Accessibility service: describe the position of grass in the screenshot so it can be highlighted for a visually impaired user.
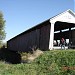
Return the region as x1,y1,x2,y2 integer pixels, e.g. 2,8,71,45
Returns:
0,49,75,75
0,61,37,75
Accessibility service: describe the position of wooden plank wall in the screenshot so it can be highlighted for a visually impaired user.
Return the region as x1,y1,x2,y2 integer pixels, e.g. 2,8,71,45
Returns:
7,24,51,52
39,24,50,50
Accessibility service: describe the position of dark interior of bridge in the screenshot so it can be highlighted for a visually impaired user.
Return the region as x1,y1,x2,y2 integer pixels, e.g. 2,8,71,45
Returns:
54,21,75,47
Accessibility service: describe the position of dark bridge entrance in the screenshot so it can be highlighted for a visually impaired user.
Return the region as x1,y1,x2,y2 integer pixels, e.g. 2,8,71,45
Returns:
54,21,75,49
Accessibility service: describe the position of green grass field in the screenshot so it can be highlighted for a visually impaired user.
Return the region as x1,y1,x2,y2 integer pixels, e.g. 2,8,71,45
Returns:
0,49,75,75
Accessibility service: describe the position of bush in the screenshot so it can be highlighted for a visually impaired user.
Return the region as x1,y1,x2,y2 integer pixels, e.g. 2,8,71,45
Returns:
0,47,21,64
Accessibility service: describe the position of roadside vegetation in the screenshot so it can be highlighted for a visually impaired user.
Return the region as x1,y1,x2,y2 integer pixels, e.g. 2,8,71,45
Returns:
0,11,6,48
0,49,75,75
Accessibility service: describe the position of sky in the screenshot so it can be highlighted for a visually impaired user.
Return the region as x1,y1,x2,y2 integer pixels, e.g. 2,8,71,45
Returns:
0,0,74,42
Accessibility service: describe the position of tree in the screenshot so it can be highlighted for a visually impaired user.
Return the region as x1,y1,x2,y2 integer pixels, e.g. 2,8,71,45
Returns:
0,11,6,46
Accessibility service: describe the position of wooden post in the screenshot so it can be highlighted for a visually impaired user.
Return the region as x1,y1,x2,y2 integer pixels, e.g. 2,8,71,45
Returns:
49,22,55,50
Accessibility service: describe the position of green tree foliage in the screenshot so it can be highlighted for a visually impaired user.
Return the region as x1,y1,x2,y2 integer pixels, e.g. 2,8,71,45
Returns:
0,11,6,45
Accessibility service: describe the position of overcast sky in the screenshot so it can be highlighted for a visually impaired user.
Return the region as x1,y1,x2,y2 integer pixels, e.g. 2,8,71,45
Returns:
0,0,74,41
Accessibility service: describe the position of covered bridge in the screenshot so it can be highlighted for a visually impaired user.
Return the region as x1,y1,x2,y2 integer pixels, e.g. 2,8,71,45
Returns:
7,9,75,52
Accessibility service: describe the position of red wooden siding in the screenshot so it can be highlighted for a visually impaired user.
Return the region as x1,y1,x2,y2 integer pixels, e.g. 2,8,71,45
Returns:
7,22,51,52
